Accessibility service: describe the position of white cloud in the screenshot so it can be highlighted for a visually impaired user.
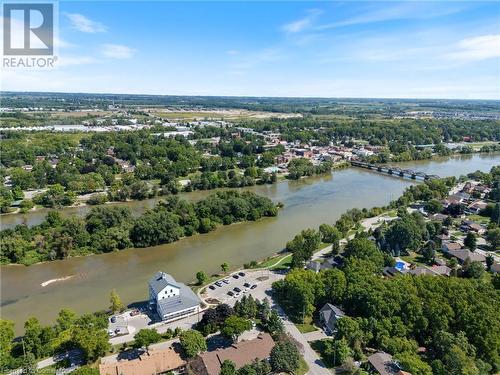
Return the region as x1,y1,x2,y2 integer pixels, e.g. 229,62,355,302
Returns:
282,9,322,33
317,3,464,30
443,34,500,61
101,44,136,59
65,13,107,33
226,49,239,55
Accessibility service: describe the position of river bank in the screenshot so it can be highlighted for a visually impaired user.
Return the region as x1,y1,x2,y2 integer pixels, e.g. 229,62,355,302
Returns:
1,153,499,333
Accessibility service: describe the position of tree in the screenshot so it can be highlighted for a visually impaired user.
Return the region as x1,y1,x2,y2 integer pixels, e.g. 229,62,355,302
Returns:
21,352,37,375
287,229,321,268
134,329,161,351
179,330,207,358
71,314,110,362
196,271,207,285
23,317,42,358
320,269,346,304
395,352,432,375
421,241,436,265
324,338,352,366
0,320,14,368
109,289,124,313
464,232,477,251
270,340,300,374
221,316,252,342
425,199,443,214
221,262,229,274
319,224,342,250
344,238,384,270
263,310,284,335
57,308,77,332
220,360,237,375
462,261,485,279
486,254,494,271
486,228,500,250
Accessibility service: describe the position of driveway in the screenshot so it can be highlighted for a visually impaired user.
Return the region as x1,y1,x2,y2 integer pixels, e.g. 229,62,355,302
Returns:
267,297,331,375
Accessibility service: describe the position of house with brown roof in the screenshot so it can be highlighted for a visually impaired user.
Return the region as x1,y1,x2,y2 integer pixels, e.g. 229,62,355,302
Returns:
99,346,185,375
447,249,486,264
367,352,408,375
441,241,462,253
193,333,275,375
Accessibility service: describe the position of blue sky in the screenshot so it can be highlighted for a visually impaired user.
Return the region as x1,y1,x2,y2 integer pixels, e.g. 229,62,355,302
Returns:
2,1,500,99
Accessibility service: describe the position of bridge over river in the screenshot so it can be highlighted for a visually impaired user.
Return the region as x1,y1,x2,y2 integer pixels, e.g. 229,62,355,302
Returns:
350,160,441,180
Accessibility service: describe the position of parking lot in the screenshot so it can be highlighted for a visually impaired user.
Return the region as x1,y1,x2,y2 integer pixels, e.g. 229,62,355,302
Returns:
202,269,284,306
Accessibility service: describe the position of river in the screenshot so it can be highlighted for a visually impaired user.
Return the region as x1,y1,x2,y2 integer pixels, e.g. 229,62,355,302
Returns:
1,153,498,333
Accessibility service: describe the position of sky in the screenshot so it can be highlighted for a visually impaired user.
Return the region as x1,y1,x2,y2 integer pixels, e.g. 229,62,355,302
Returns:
1,1,500,99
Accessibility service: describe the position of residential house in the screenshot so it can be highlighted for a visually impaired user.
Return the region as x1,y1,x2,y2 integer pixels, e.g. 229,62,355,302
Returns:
367,352,406,375
148,272,201,322
192,333,275,375
460,221,486,235
447,249,486,264
466,201,488,215
319,303,345,334
441,242,462,253
306,257,338,273
99,346,185,375
408,265,451,277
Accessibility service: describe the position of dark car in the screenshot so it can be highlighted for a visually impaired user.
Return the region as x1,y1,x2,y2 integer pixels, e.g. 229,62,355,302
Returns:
233,287,242,293
250,284,257,289
232,274,239,279
209,285,216,290
227,291,235,296
243,283,251,288
110,316,117,323
215,281,223,287
222,279,230,284
238,272,245,277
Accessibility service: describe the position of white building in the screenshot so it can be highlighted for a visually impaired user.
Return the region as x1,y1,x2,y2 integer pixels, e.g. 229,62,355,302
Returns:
148,272,201,321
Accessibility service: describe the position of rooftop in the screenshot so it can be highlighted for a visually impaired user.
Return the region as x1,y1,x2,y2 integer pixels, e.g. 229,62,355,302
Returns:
149,271,180,295
198,333,275,375
99,346,185,375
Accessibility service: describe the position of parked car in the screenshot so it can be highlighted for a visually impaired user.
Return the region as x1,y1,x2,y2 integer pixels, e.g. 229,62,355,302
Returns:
250,284,257,289
243,283,251,288
130,309,140,316
232,274,239,279
110,316,117,323
223,279,230,284
227,291,235,296
215,281,223,287
233,287,242,293
209,285,216,290
238,272,245,277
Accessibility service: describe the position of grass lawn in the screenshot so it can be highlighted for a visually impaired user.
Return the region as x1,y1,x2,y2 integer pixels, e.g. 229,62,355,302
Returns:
255,253,292,270
295,323,319,334
295,358,309,375
467,214,491,225
399,252,428,266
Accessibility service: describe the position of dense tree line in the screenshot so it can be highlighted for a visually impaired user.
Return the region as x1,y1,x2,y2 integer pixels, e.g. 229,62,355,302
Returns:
273,251,499,373
242,117,499,145
0,309,110,372
0,191,278,264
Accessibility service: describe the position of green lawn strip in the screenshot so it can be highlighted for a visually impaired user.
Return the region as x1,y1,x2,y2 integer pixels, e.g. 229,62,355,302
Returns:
295,358,309,375
295,323,319,334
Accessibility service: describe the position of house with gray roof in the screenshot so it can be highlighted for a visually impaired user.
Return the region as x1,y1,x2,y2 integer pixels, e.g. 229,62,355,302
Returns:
319,303,345,334
149,272,201,322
